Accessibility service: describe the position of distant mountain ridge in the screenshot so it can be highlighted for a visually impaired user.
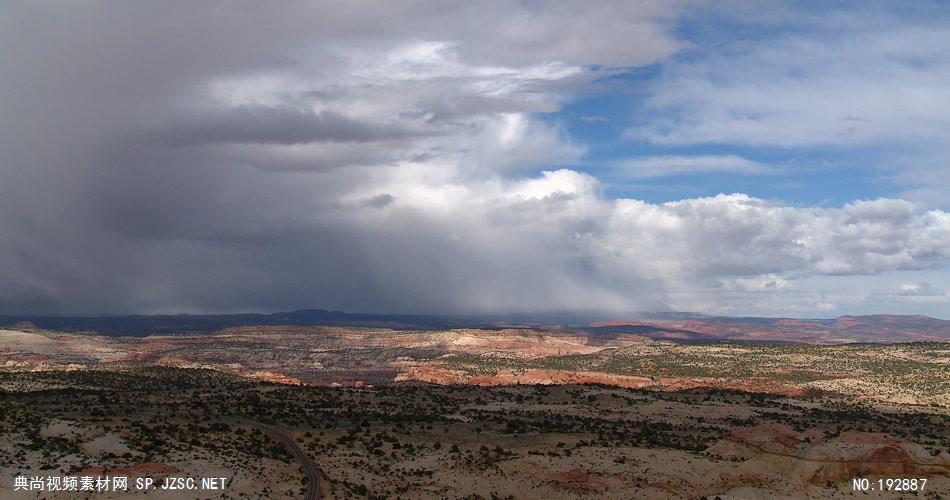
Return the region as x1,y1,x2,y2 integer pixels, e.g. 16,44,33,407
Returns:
589,314,950,344
0,309,471,336
0,309,947,343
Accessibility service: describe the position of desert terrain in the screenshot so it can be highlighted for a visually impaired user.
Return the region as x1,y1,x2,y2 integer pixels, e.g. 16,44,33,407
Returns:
2,319,947,406
1,367,948,499
0,314,948,498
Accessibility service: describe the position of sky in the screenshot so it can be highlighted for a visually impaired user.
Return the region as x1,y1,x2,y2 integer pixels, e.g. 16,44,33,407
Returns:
1,1,950,319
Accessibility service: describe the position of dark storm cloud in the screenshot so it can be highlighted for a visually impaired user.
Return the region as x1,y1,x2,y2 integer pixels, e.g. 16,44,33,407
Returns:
0,1,685,314
162,106,424,146
361,194,396,209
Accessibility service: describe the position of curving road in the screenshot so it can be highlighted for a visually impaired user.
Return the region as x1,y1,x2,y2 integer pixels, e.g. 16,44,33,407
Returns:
241,420,321,500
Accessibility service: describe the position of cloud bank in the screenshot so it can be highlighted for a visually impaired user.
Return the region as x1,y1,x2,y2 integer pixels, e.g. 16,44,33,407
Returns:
1,1,949,317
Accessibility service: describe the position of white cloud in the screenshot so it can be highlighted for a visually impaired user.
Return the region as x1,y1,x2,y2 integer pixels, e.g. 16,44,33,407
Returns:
722,274,793,292
865,280,949,307
338,170,950,314
599,195,950,279
816,302,837,312
194,37,589,177
898,282,944,296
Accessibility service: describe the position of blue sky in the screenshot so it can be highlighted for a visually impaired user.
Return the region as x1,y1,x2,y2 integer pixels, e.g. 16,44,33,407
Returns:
1,1,949,318
559,94,900,206
544,2,950,208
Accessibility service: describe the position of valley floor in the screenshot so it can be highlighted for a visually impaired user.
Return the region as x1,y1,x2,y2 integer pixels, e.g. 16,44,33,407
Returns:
1,367,948,499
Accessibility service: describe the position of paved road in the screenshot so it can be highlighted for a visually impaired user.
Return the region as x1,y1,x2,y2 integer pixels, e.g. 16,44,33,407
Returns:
241,420,321,500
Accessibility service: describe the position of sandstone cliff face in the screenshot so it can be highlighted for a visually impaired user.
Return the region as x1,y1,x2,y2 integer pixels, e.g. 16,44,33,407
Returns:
807,432,950,483
720,423,950,486
214,326,647,357
243,370,302,385
395,366,656,388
